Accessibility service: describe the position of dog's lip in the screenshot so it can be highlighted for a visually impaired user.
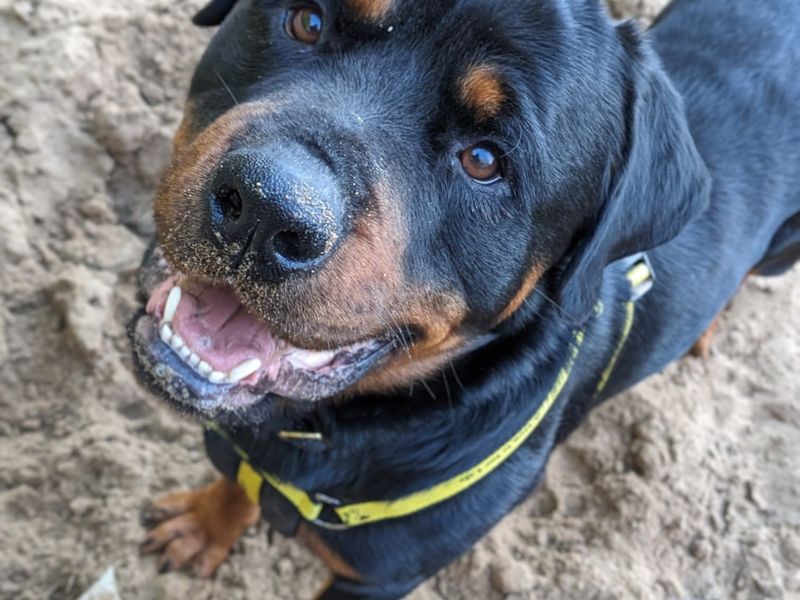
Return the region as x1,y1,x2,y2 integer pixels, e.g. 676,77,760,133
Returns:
146,275,381,386
132,310,395,415
131,243,398,414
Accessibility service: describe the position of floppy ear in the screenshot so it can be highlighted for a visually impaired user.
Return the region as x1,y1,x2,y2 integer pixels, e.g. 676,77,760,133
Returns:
557,24,711,323
193,0,239,26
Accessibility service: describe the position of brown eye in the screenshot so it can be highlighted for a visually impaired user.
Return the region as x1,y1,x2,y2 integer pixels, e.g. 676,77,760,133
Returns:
286,6,323,44
460,143,502,183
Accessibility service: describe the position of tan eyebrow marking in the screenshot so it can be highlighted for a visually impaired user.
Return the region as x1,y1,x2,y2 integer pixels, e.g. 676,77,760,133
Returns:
346,0,393,21
459,65,506,122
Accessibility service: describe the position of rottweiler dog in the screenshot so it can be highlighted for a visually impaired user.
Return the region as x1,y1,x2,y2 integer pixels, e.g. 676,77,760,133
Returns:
131,0,800,597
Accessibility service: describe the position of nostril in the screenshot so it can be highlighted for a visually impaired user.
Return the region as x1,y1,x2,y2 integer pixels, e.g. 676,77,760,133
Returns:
209,147,343,277
213,186,244,222
273,228,332,265
273,230,307,263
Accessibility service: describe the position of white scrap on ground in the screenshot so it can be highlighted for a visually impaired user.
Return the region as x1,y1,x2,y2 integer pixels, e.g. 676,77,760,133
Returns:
77,568,121,600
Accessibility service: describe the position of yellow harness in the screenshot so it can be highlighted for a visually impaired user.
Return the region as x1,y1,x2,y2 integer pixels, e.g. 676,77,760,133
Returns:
206,255,653,530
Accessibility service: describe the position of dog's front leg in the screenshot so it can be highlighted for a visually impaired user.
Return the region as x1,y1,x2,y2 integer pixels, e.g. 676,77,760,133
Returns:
140,477,261,576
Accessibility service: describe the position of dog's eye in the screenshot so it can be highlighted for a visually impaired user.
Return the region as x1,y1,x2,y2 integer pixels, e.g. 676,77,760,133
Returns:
460,143,502,183
286,6,323,44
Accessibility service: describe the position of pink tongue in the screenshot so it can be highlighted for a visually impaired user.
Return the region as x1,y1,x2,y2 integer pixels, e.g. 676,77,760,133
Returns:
172,283,279,373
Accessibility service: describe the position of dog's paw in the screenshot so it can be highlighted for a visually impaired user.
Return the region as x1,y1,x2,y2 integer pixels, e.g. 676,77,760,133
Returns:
140,477,261,578
689,315,720,361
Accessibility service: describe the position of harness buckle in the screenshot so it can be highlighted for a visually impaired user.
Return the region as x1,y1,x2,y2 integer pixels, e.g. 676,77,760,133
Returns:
622,252,655,302
309,492,350,530
311,517,351,531
314,492,342,506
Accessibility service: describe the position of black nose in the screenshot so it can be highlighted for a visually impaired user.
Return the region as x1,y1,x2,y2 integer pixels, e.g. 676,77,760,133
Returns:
209,146,344,280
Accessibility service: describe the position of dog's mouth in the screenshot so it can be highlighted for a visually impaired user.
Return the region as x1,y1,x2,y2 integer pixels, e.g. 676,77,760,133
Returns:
131,245,396,416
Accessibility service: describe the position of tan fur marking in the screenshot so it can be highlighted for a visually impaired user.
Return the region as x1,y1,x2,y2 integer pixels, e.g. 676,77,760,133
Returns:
156,100,470,396
348,287,468,396
690,315,719,360
298,524,362,581
171,102,198,154
689,270,753,360
495,264,545,324
460,65,505,122
347,0,392,21
140,477,261,578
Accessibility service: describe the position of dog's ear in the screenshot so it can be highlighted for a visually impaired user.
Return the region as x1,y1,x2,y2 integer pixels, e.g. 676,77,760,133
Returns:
193,0,239,26
557,24,711,323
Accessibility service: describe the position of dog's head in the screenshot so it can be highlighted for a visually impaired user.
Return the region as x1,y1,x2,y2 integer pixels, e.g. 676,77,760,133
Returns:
132,0,709,418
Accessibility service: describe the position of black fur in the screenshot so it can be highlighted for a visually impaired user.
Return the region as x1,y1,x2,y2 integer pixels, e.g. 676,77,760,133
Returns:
557,22,711,323
192,0,239,26
154,0,800,597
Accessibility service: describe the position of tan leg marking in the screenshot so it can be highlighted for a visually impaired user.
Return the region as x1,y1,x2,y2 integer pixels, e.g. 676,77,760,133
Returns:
140,477,261,577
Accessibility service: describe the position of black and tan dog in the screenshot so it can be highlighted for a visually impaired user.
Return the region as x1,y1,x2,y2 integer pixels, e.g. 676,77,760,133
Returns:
131,0,800,597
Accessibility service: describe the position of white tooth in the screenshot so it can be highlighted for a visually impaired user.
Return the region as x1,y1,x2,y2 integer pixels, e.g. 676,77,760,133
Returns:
162,286,182,324
286,351,306,368
160,323,173,344
179,346,192,360
188,353,201,368
288,350,335,370
170,333,185,350
227,359,262,384
209,371,226,384
198,362,212,376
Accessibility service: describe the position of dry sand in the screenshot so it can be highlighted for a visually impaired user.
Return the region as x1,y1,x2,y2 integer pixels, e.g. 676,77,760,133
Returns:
1,1,798,598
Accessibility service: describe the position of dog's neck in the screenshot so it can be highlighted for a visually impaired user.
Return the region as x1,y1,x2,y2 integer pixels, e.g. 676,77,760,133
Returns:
218,317,579,500
212,261,641,503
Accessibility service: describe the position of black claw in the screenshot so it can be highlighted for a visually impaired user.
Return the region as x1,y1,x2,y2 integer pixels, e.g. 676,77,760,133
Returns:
140,504,171,528
159,560,173,574
139,504,156,527
139,537,154,556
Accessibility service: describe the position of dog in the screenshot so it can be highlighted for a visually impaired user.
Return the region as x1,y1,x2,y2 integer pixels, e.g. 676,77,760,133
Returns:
131,0,800,597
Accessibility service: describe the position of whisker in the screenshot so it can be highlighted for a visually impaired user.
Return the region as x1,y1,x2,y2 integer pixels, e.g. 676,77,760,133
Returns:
500,129,525,159
441,369,453,411
376,297,412,357
448,360,466,393
532,287,578,322
214,68,240,106
386,312,412,357
420,378,437,400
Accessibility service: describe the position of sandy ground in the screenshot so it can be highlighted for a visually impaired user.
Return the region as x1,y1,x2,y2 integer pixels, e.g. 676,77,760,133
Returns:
1,1,798,599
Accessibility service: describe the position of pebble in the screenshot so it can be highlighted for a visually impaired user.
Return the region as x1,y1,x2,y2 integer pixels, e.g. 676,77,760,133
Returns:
689,536,712,561
780,531,800,567
490,562,536,594
69,496,94,516
276,557,295,578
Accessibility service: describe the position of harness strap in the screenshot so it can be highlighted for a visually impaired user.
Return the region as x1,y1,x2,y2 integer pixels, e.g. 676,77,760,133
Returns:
594,253,654,394
331,330,584,527
209,329,584,530
595,302,635,395
207,253,654,530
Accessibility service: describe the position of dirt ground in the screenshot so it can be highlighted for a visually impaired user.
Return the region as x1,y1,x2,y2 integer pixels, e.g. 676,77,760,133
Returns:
1,1,798,599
